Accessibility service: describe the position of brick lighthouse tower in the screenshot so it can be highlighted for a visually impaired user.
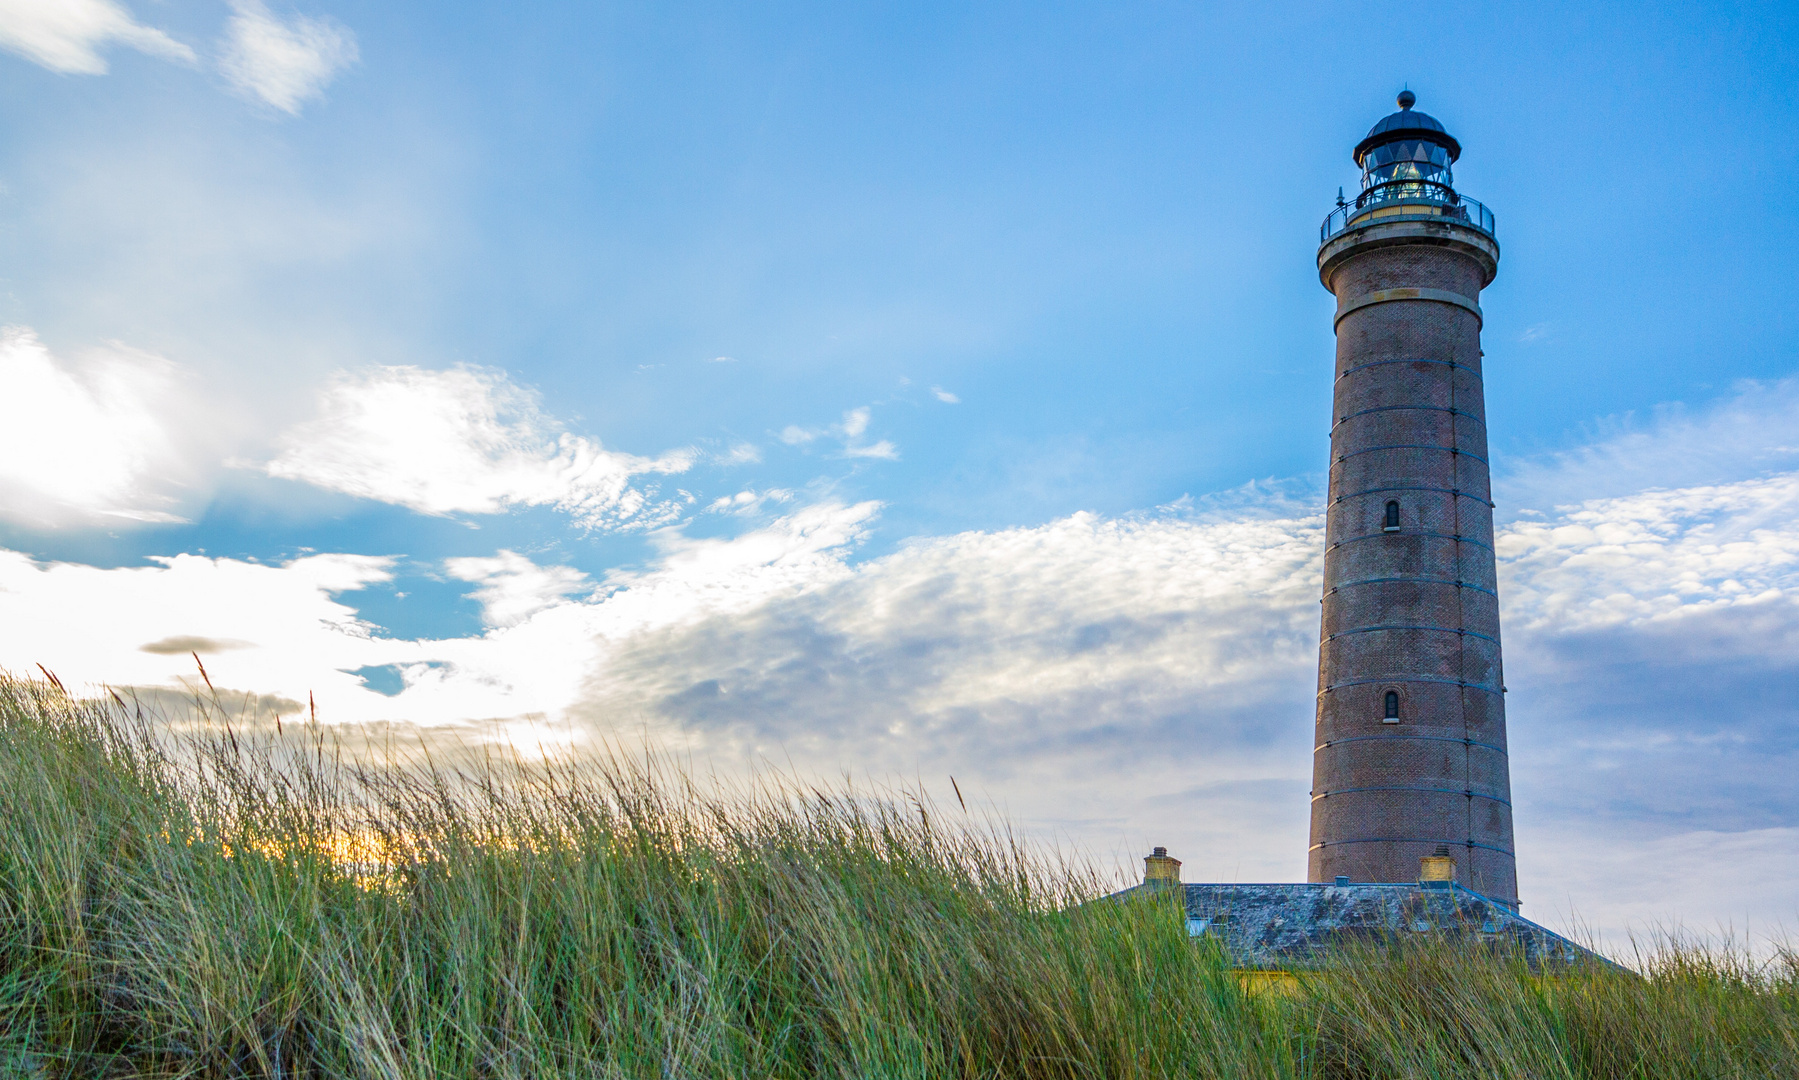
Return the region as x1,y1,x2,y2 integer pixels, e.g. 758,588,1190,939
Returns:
1308,92,1517,906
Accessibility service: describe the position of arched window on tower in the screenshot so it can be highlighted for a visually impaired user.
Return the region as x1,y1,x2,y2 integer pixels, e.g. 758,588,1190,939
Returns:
1384,690,1400,723
1383,500,1401,531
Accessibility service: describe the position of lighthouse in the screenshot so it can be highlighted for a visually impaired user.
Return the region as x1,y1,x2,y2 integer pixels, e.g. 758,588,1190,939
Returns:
1308,92,1518,906
1111,94,1600,965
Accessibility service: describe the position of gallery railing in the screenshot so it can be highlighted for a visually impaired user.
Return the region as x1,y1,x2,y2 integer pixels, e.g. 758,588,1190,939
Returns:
1321,188,1495,244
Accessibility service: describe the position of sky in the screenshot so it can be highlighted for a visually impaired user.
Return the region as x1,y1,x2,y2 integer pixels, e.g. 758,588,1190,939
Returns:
0,0,1796,953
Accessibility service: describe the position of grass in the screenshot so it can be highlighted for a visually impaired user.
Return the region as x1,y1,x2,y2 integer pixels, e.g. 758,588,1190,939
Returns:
0,673,1794,1078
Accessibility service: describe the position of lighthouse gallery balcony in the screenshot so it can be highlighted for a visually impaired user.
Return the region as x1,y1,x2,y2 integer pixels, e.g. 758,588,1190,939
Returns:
1321,187,1497,244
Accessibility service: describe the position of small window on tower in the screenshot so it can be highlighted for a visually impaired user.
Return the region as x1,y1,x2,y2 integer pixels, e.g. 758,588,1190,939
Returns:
1383,501,1401,532
1383,690,1401,723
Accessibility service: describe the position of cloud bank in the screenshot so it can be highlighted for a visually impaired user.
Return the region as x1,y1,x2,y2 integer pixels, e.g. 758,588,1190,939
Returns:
6,373,1799,948
1501,473,1799,634
3,465,1797,945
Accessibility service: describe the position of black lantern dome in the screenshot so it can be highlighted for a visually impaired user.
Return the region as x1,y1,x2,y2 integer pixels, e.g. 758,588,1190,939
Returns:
1353,91,1460,196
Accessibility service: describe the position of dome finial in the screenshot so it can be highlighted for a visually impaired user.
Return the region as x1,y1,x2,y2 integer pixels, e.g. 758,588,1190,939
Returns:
1397,89,1416,110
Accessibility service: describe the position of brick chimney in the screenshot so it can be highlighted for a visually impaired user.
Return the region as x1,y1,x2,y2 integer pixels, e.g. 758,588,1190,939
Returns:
1419,844,1457,887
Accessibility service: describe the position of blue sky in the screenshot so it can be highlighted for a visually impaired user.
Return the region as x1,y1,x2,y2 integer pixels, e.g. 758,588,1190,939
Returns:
1,0,1797,949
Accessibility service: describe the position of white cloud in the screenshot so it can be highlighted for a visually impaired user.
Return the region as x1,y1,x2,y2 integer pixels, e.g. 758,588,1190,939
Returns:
844,440,899,460
717,443,762,465
0,0,192,74
591,501,883,641
265,364,694,530
0,547,394,716
706,489,794,516
0,327,203,527
837,407,898,459
444,551,591,629
840,406,870,439
779,406,899,460
219,0,356,115
932,386,960,404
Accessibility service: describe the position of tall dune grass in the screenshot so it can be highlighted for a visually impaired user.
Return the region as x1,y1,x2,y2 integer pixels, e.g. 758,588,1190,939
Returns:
0,674,1793,1078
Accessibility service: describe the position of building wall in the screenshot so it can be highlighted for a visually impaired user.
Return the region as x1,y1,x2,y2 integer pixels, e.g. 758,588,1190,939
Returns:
1308,230,1518,906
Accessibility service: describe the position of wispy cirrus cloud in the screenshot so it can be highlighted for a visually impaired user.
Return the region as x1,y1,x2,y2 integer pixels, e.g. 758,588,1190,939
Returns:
218,0,356,115
265,365,696,531
0,0,193,75
0,0,355,114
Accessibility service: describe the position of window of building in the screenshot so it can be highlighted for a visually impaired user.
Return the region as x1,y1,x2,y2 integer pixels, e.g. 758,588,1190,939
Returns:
1384,690,1400,722
1383,500,1401,531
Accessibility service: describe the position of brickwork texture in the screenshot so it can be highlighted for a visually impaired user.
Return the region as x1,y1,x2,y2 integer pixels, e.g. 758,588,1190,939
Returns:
1309,225,1518,906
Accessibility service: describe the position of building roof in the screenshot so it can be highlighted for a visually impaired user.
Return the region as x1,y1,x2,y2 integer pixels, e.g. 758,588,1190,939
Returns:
1109,881,1613,971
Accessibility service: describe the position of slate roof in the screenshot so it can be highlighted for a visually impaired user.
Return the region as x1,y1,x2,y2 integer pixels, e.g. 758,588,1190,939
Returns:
1110,881,1611,971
